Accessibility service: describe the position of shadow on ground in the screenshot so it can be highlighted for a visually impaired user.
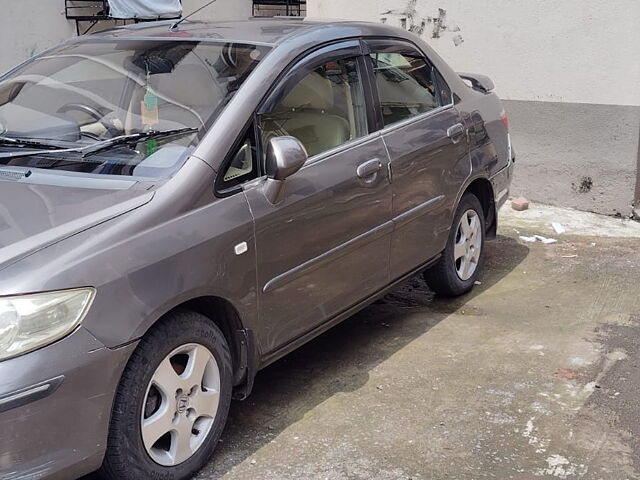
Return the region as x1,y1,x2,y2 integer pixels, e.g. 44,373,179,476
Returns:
193,235,529,479
82,236,527,479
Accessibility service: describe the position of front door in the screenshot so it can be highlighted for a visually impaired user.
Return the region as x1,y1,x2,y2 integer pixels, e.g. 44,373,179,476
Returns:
243,42,392,355
365,40,471,279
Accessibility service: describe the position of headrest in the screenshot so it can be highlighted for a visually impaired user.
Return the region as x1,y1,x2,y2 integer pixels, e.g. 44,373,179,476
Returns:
281,72,333,111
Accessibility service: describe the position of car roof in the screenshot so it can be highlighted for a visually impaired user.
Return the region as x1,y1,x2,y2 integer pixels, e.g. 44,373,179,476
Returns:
86,17,412,47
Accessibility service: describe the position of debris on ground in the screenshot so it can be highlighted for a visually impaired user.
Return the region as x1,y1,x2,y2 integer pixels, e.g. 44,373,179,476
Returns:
511,197,530,211
551,222,566,234
519,235,557,244
535,235,557,244
519,235,537,243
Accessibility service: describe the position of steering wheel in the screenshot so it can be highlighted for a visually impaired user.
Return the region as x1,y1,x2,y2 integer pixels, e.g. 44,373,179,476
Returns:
57,103,121,137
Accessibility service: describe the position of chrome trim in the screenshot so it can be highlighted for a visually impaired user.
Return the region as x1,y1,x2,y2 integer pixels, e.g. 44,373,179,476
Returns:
263,220,394,293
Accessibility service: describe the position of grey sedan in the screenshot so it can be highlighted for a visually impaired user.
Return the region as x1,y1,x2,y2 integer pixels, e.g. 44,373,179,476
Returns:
0,18,513,480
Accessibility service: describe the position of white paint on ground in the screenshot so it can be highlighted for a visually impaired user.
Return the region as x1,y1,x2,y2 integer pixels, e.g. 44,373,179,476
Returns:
535,454,588,478
500,202,640,238
522,417,549,454
569,357,592,367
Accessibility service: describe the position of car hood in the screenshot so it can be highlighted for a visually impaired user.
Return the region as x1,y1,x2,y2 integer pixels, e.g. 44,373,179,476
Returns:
0,181,153,271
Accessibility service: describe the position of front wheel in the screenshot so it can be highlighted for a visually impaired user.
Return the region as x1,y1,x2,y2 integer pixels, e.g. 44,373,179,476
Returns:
424,192,486,296
100,311,233,480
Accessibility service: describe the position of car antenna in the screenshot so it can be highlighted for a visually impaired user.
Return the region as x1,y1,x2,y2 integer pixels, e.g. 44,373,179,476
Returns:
170,0,218,31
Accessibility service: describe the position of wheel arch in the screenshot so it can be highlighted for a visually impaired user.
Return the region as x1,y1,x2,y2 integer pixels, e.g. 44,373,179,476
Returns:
456,176,497,240
143,294,258,400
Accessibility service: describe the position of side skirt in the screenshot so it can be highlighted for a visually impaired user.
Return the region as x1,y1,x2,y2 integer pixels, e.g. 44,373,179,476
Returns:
257,253,442,371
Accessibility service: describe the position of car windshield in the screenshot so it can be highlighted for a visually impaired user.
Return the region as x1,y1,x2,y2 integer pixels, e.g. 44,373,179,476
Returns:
0,40,270,178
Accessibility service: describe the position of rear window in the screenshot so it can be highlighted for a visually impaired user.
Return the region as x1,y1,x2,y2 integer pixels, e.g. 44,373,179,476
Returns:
368,46,449,127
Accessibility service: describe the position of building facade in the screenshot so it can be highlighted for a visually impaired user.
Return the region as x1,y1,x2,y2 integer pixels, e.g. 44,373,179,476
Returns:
0,0,253,74
1,0,638,215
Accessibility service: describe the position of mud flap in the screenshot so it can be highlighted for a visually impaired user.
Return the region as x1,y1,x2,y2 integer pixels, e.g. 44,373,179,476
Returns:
232,329,258,400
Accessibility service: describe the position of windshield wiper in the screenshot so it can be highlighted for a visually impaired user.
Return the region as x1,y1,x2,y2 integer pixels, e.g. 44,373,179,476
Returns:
81,127,198,158
0,136,66,150
0,128,198,160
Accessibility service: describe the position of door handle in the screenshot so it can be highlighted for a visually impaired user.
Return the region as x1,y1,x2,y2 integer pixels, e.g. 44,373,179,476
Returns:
356,159,383,179
447,123,466,143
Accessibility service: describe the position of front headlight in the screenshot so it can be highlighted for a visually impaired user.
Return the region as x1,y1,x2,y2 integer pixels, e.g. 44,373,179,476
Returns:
0,288,95,361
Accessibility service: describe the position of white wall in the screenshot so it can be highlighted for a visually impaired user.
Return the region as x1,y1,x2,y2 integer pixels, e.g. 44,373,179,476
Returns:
308,0,640,106
0,0,252,75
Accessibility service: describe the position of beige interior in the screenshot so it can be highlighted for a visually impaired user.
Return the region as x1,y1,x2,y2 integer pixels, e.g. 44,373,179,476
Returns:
261,68,354,158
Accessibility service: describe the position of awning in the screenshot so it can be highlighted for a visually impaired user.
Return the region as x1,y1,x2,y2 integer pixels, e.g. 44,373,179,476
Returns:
108,0,182,19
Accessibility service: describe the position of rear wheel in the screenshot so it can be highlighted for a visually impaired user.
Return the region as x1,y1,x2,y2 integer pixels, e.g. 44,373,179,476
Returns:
424,192,485,296
100,311,232,480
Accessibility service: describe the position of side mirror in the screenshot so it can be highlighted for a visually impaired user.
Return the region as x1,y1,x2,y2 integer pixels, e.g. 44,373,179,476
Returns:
262,136,307,204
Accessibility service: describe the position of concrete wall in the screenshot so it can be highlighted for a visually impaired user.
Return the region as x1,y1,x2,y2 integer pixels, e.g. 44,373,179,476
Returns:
309,0,640,216
1,0,638,215
0,0,252,75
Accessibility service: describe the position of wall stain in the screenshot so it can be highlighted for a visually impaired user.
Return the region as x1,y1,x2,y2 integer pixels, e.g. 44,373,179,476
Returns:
380,1,463,44
572,176,594,194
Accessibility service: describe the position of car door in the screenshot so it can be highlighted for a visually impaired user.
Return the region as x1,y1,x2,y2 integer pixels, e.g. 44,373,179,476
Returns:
364,39,471,280
241,41,392,356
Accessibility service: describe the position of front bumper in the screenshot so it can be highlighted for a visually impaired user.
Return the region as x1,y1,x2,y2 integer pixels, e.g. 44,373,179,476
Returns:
0,327,136,480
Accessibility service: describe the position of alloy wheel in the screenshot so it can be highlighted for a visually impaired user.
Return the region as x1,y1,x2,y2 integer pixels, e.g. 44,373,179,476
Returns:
454,209,482,281
141,343,220,466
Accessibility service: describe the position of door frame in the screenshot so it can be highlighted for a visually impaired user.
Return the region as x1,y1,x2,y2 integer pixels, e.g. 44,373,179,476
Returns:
256,39,380,164
359,37,456,133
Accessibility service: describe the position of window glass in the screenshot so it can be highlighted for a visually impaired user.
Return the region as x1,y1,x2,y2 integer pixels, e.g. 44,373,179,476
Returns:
434,69,452,106
0,41,270,179
220,126,257,190
260,57,367,158
369,51,438,126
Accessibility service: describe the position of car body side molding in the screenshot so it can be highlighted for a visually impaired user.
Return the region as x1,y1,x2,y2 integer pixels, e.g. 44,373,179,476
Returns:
262,220,394,294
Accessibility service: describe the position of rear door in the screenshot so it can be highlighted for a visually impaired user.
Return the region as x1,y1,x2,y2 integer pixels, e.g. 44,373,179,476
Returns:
364,39,470,279
241,41,393,356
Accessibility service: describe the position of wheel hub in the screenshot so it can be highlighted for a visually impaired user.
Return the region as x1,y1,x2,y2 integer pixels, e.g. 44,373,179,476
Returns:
176,392,189,414
454,209,482,281
141,343,221,466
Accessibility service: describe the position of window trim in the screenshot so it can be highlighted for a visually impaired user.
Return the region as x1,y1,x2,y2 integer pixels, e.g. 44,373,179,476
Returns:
215,39,370,197
256,40,363,116
214,116,261,197
362,38,454,130
214,36,458,196
255,40,378,161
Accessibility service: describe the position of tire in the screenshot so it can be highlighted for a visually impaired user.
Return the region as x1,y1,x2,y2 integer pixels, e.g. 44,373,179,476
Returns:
424,192,486,296
100,310,233,480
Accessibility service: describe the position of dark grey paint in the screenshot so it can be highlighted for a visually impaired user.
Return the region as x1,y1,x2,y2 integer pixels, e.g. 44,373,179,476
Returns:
0,18,512,479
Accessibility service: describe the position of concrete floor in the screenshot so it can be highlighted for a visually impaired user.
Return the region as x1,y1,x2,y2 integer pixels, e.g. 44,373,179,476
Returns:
194,204,640,480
